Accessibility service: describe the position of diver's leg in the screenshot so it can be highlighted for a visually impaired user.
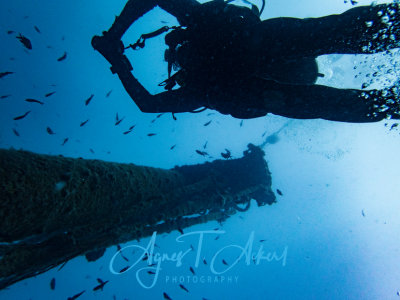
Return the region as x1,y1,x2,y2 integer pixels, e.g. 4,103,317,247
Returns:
255,79,400,122
257,3,400,58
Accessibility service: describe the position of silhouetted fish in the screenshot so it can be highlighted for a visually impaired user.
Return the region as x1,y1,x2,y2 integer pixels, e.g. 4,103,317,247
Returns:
203,120,212,126
34,26,41,33
203,258,207,265
222,259,228,266
57,260,68,271
93,278,108,291
221,149,231,159
123,130,132,135
195,150,208,157
46,127,55,135
13,111,31,120
178,228,184,235
80,119,89,127
50,278,55,290
147,133,156,137
89,148,95,154
25,98,43,105
362,210,365,217
57,52,67,61
106,90,112,97
17,33,32,49
0,71,14,79
129,124,136,130
189,267,195,275
12,128,20,136
67,290,85,300
179,284,189,292
115,118,124,126
163,292,172,300
203,141,208,149
61,138,69,146
240,120,244,127
147,271,156,275
7,30,15,35
170,144,176,150
1,95,11,99
45,91,56,97
85,94,94,106
276,189,283,196
390,123,398,130
119,266,129,273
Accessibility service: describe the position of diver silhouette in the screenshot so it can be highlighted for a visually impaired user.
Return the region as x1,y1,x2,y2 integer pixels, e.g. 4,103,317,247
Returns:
91,0,400,122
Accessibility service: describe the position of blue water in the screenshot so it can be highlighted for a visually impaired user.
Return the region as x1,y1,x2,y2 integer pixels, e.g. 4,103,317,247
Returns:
1,0,400,299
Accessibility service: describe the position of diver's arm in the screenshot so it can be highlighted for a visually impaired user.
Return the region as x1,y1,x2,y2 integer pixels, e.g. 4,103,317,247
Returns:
107,0,201,40
116,67,205,113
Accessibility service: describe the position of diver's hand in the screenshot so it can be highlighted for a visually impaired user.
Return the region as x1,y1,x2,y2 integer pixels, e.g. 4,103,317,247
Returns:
91,32,132,74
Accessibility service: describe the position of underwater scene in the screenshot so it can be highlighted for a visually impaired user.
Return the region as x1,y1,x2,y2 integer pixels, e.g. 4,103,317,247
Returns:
1,0,400,299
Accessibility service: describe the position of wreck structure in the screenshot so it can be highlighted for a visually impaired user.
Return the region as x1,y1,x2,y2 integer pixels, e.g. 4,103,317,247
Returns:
0,144,275,289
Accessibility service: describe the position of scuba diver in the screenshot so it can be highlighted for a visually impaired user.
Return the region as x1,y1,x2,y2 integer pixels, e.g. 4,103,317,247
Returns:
92,0,400,122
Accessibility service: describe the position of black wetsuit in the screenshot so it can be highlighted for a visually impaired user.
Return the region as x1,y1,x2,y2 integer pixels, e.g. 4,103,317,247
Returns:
92,0,400,122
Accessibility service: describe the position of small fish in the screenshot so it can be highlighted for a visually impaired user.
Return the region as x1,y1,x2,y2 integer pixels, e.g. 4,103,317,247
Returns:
115,117,124,126
12,128,20,136
259,239,266,242
170,144,176,150
203,258,207,265
46,126,55,135
67,290,85,300
203,141,208,149
207,113,215,116
222,259,228,266
156,113,164,118
116,113,119,122
189,267,195,275
362,210,365,217
221,149,231,159
85,94,94,106
1,95,11,99
106,90,112,97
57,52,67,62
7,30,15,35
195,150,208,157
276,189,283,196
50,278,55,290
203,120,212,126
45,91,56,97
215,236,220,240
129,124,136,130
34,26,41,33
147,133,156,137
116,244,129,262
89,148,95,154
178,228,184,235
80,119,89,127
262,131,267,137
13,110,31,120
147,271,156,275
179,284,189,293
25,98,44,105
61,138,69,146
142,254,148,261
163,292,172,300
240,120,244,127
17,33,32,49
93,278,108,291
57,260,68,271
172,112,177,120
0,71,14,79
119,266,130,273
190,244,195,251
123,130,132,135
390,123,398,130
